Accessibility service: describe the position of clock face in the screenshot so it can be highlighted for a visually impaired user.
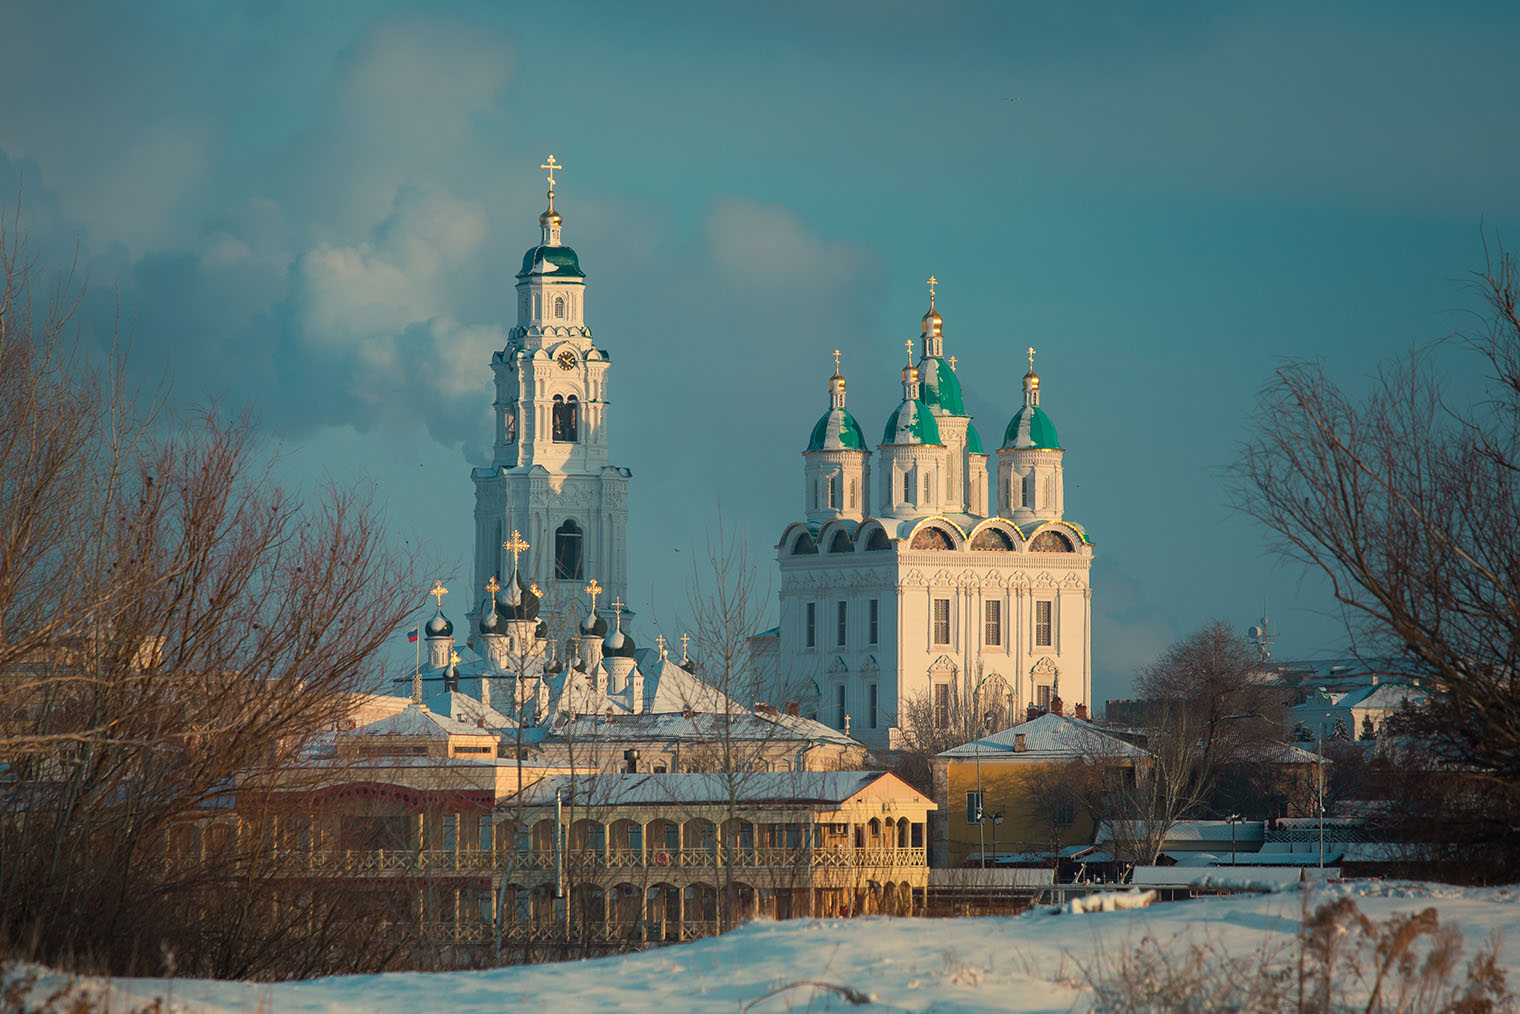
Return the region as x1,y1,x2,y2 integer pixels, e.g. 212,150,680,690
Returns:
557,350,577,371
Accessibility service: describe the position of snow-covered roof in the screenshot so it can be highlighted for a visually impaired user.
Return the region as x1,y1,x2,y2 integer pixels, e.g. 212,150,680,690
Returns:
1098,820,1266,846
422,690,517,731
556,710,858,748
502,770,925,809
352,703,494,739
938,713,1148,760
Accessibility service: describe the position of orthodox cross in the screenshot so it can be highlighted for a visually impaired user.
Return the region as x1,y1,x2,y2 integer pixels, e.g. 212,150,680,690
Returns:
584,578,602,612
680,633,691,663
450,650,460,668
484,576,500,598
1027,346,1037,370
904,338,915,364
926,274,937,304
948,355,958,372
503,529,530,573
832,348,842,373
530,582,542,597
656,634,667,659
610,597,624,615
541,155,562,190
430,580,448,609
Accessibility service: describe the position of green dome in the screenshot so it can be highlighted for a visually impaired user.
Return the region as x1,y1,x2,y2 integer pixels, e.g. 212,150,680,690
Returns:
808,408,867,451
966,423,985,455
882,399,942,446
1002,405,1061,450
917,356,965,415
516,244,585,279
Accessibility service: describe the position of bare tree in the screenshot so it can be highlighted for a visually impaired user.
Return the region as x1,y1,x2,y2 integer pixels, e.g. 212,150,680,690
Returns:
1231,242,1520,871
0,206,418,977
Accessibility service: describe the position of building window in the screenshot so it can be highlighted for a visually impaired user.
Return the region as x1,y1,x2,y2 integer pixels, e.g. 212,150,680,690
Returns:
849,479,857,507
551,394,579,442
827,475,837,508
924,473,932,499
934,682,950,730
868,599,879,645
836,684,846,730
932,598,951,645
1056,799,1076,826
1034,600,1052,647
984,600,1002,646
479,815,493,851
836,601,847,647
805,603,816,648
902,470,911,504
810,481,818,509
1037,684,1052,709
554,520,583,580
966,789,983,825
554,295,565,318
868,683,878,728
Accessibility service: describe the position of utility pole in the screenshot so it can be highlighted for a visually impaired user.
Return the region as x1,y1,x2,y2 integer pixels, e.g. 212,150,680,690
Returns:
1227,813,1240,866
974,742,986,868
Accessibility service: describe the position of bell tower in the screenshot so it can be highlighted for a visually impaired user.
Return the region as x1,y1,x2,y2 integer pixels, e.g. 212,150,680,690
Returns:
472,157,631,632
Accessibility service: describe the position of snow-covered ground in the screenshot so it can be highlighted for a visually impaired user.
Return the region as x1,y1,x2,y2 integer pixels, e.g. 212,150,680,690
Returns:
40,882,1520,1013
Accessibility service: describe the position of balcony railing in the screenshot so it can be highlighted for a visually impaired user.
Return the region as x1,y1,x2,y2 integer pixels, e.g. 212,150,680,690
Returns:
263,844,926,876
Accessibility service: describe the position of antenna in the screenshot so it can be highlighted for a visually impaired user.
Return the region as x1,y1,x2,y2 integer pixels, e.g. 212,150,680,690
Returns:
1248,598,1276,662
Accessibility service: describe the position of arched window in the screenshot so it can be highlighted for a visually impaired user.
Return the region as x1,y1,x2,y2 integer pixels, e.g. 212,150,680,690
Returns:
554,295,565,319
503,407,517,444
826,475,837,508
791,532,818,555
863,527,890,552
552,395,579,442
924,473,932,499
971,528,1013,551
554,520,583,579
828,531,852,553
902,471,912,504
849,479,857,507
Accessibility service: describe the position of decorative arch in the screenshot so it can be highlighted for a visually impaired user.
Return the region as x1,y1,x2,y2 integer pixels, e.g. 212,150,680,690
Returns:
910,526,955,550
859,524,891,552
975,674,1013,730
1030,530,1074,553
970,526,1014,551
553,295,566,319
789,530,818,555
827,530,852,554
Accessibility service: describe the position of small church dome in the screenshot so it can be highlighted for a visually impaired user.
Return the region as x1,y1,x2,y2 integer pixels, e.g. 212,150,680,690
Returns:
1002,405,1061,450
966,423,986,455
496,572,541,622
516,244,585,280
917,355,966,416
478,600,506,636
580,608,608,637
603,627,637,658
425,609,453,638
807,407,867,451
882,398,942,446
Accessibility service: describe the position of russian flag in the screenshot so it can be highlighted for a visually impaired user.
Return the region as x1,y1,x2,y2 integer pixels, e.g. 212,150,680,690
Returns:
406,628,419,643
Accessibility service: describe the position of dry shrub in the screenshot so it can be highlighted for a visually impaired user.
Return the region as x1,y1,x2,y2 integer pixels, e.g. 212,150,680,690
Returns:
1088,895,1514,1013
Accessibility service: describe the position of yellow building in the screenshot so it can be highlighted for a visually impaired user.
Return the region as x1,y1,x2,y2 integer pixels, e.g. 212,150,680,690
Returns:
930,713,1147,868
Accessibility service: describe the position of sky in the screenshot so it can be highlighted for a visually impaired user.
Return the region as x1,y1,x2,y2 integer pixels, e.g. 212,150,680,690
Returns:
4,0,1517,706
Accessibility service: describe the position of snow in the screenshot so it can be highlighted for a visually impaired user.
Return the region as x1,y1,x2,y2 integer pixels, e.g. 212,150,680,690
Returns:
27,881,1520,1014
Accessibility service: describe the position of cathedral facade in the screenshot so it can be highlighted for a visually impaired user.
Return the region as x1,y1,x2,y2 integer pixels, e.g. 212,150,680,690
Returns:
771,292,1094,749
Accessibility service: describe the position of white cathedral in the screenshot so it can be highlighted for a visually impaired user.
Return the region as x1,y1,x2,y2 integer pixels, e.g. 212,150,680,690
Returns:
765,290,1095,749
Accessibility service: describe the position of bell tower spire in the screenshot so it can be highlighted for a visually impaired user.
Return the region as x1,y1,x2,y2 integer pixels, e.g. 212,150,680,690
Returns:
539,155,564,245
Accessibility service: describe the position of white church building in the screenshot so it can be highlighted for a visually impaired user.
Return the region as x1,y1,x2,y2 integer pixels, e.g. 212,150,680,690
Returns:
765,291,1095,749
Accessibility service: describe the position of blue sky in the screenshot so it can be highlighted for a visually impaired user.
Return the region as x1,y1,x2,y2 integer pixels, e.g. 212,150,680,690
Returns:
4,1,1517,705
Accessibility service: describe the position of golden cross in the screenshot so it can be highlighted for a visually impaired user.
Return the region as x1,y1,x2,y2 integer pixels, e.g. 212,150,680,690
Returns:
450,650,460,667
530,582,542,597
656,634,666,657
484,576,500,597
680,633,690,662
904,338,915,364
949,355,958,372
430,580,448,609
832,349,842,373
1027,346,1036,370
610,597,624,615
584,578,602,612
926,275,937,304
503,529,530,572
541,155,562,190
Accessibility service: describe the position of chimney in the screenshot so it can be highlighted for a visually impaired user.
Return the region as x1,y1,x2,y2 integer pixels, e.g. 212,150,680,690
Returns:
786,701,800,717
1074,702,1089,722
1049,694,1064,717
1026,702,1041,722
1014,733,1027,752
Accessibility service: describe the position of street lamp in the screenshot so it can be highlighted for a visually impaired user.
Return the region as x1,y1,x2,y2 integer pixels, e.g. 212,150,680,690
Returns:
1226,813,1241,866
990,812,1004,867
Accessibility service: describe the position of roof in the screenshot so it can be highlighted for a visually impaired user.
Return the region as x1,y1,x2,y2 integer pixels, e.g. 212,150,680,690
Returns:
555,710,859,748
938,713,1148,760
881,398,942,446
917,356,965,416
422,690,517,731
502,770,928,809
352,703,494,739
516,244,585,279
1002,404,1061,450
1098,820,1266,845
965,423,984,455
807,406,868,451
